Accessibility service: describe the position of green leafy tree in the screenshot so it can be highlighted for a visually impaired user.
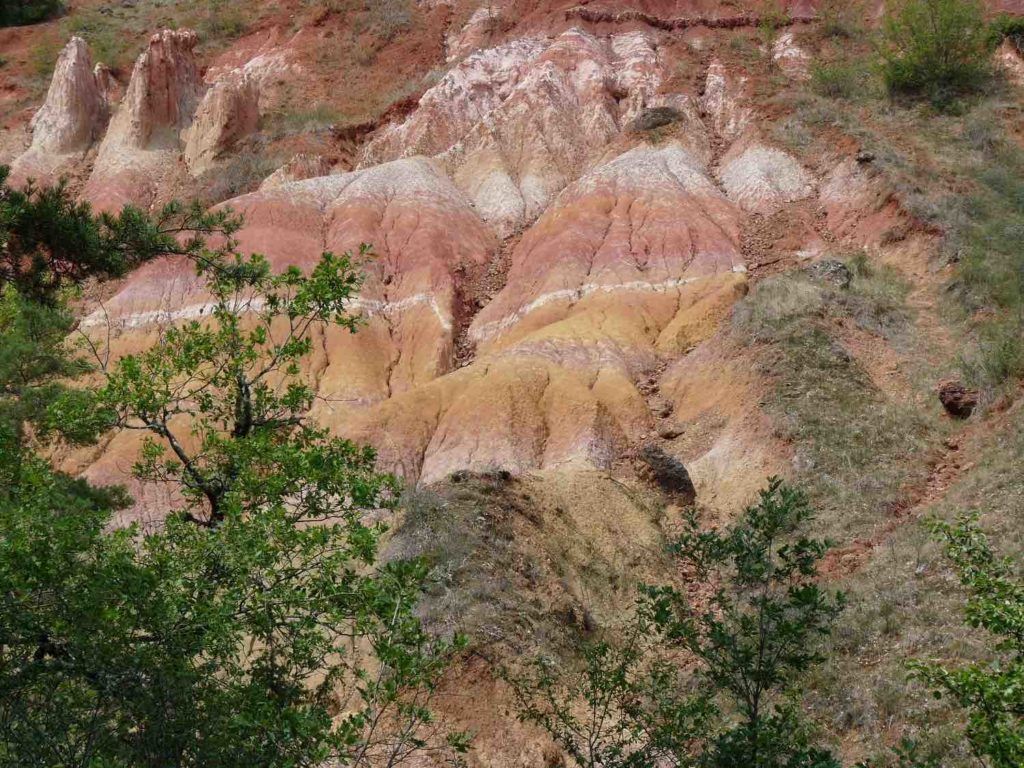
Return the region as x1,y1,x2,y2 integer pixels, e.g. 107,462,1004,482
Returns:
0,169,228,305
0,186,464,766
0,167,235,508
877,0,995,101
646,478,844,768
507,611,715,768
0,0,62,27
909,515,1024,767
511,479,843,768
0,168,226,479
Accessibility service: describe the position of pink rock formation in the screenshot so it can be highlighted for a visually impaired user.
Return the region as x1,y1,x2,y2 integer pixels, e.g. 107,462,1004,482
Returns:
717,131,813,215
997,38,1024,87
337,142,746,484
81,156,495,404
700,59,753,142
259,154,333,190
83,29,202,211
78,134,753,496
183,71,260,176
69,13,858,520
9,37,109,187
363,28,681,236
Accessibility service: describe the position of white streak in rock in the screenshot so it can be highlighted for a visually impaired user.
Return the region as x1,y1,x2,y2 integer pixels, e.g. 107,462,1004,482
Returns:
80,292,452,333
469,267,745,342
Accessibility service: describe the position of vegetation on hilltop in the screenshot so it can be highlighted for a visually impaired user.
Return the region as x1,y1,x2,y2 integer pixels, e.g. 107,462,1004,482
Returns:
0,0,62,28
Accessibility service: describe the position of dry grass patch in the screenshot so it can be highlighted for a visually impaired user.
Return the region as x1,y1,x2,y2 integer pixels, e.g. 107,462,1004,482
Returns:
734,254,941,541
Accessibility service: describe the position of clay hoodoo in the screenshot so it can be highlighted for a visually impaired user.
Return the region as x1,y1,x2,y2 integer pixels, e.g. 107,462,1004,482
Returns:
183,71,260,177
9,37,109,186
83,29,202,211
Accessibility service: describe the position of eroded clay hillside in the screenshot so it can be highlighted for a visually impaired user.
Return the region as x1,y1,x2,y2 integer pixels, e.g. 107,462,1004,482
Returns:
9,1,851,517
5,0,1024,764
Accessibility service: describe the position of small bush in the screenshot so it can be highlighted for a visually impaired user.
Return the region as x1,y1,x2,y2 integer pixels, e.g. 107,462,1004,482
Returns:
198,151,279,204
817,0,862,40
811,61,863,99
64,11,136,74
28,35,61,80
198,0,247,44
878,0,995,102
264,104,342,137
630,106,681,132
368,0,413,43
991,13,1024,49
0,0,62,27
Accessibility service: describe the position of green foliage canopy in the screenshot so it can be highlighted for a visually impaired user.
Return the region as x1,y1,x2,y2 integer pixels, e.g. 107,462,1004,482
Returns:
0,175,464,767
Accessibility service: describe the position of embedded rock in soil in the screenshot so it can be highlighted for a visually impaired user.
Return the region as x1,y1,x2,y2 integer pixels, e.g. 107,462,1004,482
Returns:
9,37,109,187
657,423,685,439
630,106,682,132
83,29,202,211
639,444,696,505
938,380,979,419
805,259,852,289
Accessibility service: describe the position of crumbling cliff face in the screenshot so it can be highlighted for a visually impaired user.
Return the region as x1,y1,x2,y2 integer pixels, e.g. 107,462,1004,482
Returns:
67,4,838,520
1,0,923,525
